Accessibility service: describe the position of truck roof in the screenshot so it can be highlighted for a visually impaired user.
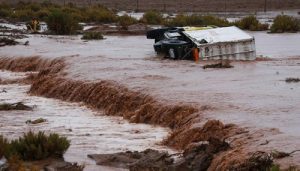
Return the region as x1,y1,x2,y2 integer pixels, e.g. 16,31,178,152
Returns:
183,26,254,46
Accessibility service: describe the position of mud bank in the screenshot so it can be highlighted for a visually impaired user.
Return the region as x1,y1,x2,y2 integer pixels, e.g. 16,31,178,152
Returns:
0,57,277,170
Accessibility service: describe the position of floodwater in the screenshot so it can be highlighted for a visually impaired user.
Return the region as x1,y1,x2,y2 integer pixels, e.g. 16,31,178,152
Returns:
1,26,300,167
0,71,174,170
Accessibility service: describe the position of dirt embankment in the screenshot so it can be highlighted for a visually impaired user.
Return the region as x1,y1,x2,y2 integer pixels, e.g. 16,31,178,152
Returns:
0,56,274,170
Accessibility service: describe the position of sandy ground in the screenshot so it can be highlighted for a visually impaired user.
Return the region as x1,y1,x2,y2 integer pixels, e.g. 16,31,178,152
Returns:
1,32,300,167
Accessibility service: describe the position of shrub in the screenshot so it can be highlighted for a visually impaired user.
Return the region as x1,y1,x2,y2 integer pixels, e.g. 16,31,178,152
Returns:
85,6,117,23
141,11,164,25
0,135,9,158
4,131,70,160
270,15,300,33
46,9,80,35
234,16,269,31
82,32,104,40
118,14,138,29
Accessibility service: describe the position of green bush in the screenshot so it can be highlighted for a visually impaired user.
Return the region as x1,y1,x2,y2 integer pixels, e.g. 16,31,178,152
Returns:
270,15,300,33
46,9,80,35
118,14,138,28
0,135,9,158
4,131,70,160
234,16,269,31
141,11,164,25
82,32,104,40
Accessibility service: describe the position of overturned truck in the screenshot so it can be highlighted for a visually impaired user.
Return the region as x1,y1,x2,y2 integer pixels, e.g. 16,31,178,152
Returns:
147,26,256,61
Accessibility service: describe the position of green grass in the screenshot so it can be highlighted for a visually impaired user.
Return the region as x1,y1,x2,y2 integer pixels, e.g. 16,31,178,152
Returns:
2,131,70,161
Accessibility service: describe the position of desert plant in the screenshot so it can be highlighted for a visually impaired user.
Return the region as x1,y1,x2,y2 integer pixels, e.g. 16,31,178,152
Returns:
82,32,104,40
141,11,164,25
270,15,300,33
0,135,9,158
5,131,70,160
234,16,269,31
46,9,80,35
118,14,138,29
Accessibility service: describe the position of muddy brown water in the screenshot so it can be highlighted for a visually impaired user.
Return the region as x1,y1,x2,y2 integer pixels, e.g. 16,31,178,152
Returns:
0,71,175,170
0,32,300,168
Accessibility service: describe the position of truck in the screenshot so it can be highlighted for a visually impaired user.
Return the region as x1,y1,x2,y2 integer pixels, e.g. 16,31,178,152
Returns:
146,26,256,61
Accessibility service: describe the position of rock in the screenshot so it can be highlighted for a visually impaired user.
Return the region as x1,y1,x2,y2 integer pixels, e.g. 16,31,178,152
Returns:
89,138,230,171
88,149,173,169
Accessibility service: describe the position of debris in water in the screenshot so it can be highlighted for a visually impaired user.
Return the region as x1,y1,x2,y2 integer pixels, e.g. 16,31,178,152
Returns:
0,102,32,111
203,61,233,69
271,150,300,159
0,37,19,47
26,118,47,124
285,77,300,83
89,138,230,171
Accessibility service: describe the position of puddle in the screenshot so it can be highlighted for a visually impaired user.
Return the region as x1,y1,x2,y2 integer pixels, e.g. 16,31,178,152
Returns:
0,71,174,171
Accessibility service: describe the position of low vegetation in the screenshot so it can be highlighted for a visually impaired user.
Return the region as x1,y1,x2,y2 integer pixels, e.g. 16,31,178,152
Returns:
270,15,300,33
1,2,299,34
2,131,70,160
82,32,104,40
234,15,269,31
0,135,9,158
117,14,138,29
46,9,81,35
0,102,32,111
140,11,164,25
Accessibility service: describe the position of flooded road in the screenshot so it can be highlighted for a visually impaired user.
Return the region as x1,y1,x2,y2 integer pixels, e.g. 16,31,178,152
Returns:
0,71,174,170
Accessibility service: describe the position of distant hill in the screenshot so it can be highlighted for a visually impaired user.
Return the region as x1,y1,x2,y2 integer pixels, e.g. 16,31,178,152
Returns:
1,0,300,12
